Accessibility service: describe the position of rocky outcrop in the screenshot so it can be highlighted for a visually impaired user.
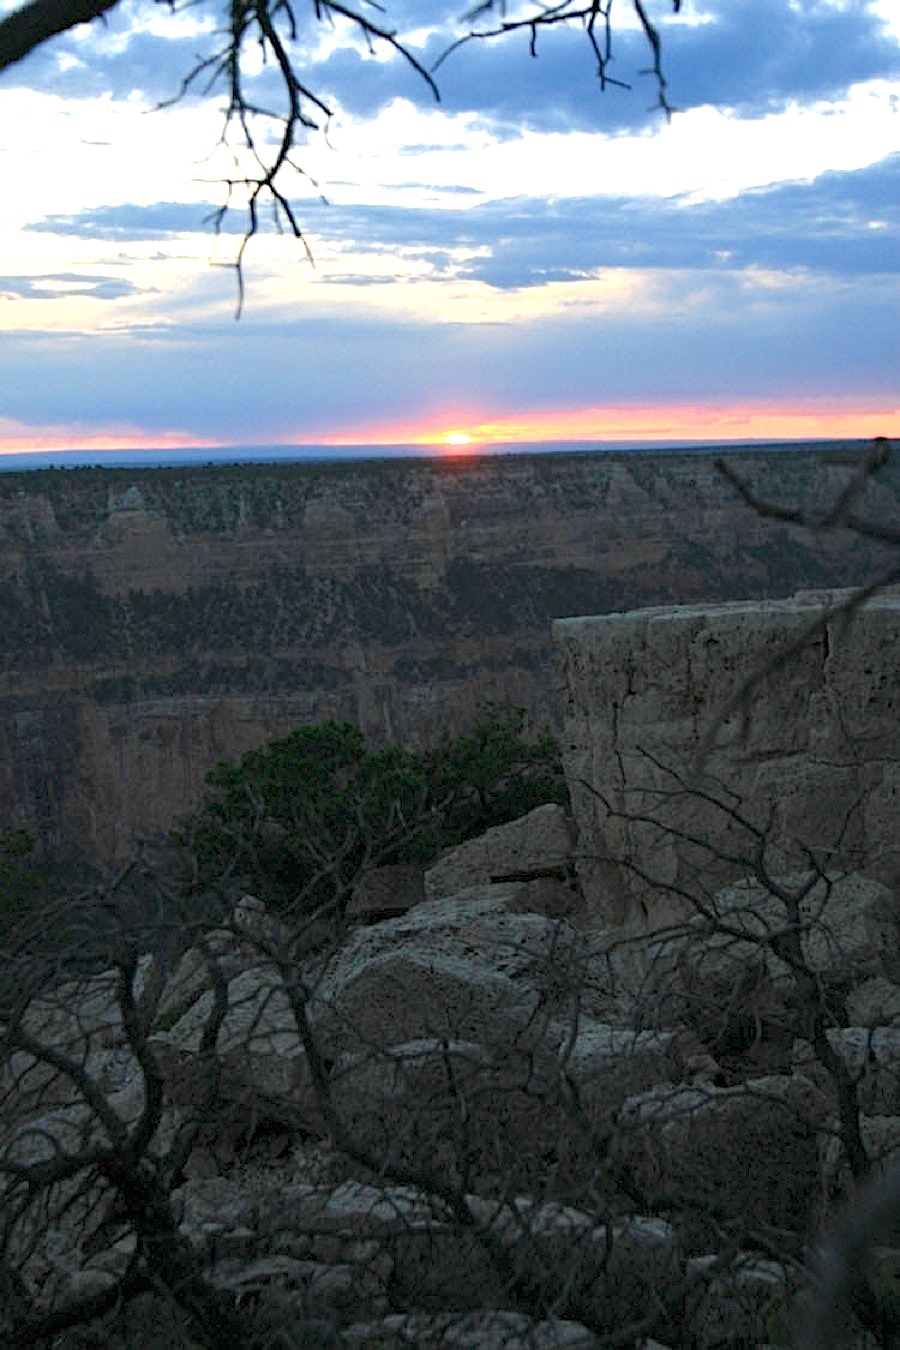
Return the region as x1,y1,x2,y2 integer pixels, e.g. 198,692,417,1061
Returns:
7,797,900,1345
555,589,900,928
2,445,895,863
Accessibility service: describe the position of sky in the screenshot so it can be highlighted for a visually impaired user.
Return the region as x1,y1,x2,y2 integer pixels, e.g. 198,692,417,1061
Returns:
0,0,898,454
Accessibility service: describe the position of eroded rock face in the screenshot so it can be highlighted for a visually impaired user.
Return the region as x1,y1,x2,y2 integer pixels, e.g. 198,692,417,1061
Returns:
554,590,900,928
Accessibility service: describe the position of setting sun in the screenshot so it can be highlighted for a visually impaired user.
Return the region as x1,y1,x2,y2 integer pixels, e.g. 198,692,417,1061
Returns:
443,432,473,447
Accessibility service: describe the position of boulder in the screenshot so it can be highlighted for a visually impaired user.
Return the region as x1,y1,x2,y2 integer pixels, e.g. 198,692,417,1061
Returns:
17,954,157,1055
328,1038,570,1195
348,864,427,922
816,1115,900,1225
561,1021,679,1127
308,889,601,1061
232,894,285,948
425,804,575,901
209,1254,378,1322
619,1075,823,1251
467,1197,680,1339
847,976,900,1028
174,1175,260,1252
329,1018,680,1198
794,1028,900,1116
153,927,248,1029
271,1180,500,1312
686,1253,794,1348
150,964,324,1131
652,871,900,1062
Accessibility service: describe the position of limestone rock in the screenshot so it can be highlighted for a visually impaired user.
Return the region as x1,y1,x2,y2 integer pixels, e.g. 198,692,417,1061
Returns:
348,863,426,922
816,1115,900,1225
561,1021,679,1126
620,1075,824,1250
342,1311,600,1347
467,1198,680,1339
18,955,156,1055
174,1176,259,1251
328,1038,567,1194
153,927,247,1029
232,894,285,948
686,1253,794,1348
272,1180,500,1312
635,870,900,1065
425,804,574,901
151,964,324,1131
308,889,599,1061
794,1028,900,1116
847,976,900,1028
555,591,900,927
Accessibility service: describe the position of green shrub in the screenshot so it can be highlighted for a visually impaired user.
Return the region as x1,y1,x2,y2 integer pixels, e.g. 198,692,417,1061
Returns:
0,827,42,939
175,703,567,917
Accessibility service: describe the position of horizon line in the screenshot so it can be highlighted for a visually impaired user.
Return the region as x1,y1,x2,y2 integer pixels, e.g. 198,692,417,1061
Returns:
0,435,884,474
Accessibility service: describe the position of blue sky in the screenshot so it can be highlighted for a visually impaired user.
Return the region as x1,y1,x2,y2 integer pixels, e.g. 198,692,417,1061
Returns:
0,0,898,452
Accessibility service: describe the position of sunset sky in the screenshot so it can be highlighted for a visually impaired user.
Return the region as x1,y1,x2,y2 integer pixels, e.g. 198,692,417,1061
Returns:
1,0,899,455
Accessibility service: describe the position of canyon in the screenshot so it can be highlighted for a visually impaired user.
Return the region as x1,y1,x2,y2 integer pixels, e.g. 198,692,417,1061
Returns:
0,443,895,864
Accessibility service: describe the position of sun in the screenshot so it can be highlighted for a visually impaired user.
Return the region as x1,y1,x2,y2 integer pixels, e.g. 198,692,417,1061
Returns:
443,431,472,447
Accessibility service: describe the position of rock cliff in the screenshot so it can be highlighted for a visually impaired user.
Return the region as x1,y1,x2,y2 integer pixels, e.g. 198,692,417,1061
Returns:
555,588,900,928
1,444,895,862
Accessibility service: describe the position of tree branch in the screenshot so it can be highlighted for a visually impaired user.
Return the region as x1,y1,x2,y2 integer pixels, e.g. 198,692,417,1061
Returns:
0,0,122,74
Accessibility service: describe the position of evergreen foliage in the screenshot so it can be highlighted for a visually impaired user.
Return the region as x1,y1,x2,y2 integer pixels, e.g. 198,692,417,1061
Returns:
177,703,568,914
0,826,41,938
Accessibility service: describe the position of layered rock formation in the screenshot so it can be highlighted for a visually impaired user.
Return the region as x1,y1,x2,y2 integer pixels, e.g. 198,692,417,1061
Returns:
1,444,896,862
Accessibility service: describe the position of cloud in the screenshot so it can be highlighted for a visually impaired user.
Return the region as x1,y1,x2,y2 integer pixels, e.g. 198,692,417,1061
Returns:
0,272,144,299
1,0,896,451
288,155,900,288
25,202,243,240
6,0,897,138
1,257,896,443
300,0,900,133
0,8,213,103
19,152,900,298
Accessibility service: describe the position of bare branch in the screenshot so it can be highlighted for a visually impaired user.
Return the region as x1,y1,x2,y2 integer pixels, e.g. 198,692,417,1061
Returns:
0,0,122,74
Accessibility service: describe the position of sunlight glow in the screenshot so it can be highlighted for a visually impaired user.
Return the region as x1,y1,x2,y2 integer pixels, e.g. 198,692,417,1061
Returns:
320,402,900,448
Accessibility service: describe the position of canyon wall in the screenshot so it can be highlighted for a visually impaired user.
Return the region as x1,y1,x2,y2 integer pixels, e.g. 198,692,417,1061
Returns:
0,444,896,863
